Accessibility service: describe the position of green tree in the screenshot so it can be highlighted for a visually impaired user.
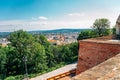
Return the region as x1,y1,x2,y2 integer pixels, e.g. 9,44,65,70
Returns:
69,42,78,62
92,18,110,36
77,30,98,40
0,47,7,79
8,30,35,74
50,45,62,64
2,30,79,79
46,45,57,68
34,35,56,68
28,42,47,73
35,35,50,46
8,30,47,75
61,45,71,62
0,46,15,79
112,26,116,35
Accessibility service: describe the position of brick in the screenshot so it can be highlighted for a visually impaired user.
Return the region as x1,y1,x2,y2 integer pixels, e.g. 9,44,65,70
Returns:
76,39,120,74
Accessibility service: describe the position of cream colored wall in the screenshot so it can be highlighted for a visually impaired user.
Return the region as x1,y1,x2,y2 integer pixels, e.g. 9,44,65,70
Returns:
116,24,120,35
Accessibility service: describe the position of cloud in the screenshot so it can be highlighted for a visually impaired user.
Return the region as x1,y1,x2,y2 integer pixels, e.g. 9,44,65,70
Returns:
0,10,119,32
0,20,25,26
68,13,85,17
0,20,49,32
0,19,90,32
38,16,48,20
32,16,48,21
32,17,37,20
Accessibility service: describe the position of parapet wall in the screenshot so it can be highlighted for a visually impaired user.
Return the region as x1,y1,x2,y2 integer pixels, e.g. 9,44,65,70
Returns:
76,39,120,74
73,53,120,80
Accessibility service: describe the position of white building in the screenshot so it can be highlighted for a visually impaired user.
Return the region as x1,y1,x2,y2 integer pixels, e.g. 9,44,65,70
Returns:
0,38,10,47
116,15,120,35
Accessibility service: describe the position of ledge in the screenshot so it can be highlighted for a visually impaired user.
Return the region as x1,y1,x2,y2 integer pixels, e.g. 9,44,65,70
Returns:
72,53,120,80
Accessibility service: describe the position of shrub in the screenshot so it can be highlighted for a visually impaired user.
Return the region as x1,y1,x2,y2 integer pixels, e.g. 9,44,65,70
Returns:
4,76,16,80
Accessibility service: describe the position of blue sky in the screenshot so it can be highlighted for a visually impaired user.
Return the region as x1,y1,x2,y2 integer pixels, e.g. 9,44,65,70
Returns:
0,0,120,32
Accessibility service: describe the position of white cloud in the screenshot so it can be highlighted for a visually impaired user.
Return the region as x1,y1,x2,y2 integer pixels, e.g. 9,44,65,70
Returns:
0,20,26,26
31,16,48,21
68,13,85,17
38,16,48,20
0,10,119,32
31,17,37,20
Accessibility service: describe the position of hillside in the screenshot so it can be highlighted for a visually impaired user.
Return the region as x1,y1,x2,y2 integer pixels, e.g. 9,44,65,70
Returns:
0,29,90,38
29,29,90,34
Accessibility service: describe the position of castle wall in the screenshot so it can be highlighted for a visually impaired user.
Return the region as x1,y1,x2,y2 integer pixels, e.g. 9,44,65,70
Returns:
76,40,120,74
73,54,120,80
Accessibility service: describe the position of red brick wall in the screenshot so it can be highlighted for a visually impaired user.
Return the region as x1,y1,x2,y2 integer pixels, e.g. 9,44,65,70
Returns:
76,41,120,74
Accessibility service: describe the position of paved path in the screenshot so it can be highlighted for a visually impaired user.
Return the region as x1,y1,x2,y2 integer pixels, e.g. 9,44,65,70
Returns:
30,63,77,80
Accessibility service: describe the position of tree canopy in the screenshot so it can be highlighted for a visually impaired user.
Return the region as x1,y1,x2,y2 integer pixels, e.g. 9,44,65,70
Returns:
92,18,110,36
77,30,98,40
77,18,111,40
1,30,78,80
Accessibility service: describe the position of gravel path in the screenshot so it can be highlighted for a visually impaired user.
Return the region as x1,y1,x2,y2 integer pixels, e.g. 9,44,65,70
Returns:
30,63,77,80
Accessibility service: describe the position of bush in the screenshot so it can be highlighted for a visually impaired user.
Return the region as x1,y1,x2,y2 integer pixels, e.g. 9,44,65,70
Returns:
77,30,98,40
14,75,24,80
4,76,16,80
112,27,116,35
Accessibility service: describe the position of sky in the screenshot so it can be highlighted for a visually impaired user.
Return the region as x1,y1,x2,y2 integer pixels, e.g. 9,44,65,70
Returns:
0,0,120,32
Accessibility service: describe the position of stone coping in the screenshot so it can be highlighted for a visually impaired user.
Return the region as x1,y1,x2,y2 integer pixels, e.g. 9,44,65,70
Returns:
72,53,120,80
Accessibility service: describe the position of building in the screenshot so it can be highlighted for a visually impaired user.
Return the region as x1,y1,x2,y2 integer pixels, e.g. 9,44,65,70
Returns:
76,36,120,74
116,15,120,36
72,53,120,80
73,15,120,79
0,38,10,47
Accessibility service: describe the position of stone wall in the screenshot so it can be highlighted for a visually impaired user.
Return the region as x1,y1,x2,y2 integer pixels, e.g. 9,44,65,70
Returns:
76,40,120,74
73,53,120,80
116,15,120,35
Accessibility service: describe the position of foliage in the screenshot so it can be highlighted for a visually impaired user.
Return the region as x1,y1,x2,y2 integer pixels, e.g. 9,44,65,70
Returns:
92,18,110,36
77,30,98,40
7,30,47,74
1,30,78,80
77,18,111,40
112,27,116,35
0,47,7,79
4,76,16,80
60,42,78,63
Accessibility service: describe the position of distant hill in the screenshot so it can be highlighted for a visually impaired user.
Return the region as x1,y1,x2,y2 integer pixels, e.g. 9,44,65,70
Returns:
0,29,90,38
0,32,11,38
29,29,90,34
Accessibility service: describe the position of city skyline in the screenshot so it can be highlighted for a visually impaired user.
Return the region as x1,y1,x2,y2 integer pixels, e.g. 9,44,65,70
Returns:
0,0,120,32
